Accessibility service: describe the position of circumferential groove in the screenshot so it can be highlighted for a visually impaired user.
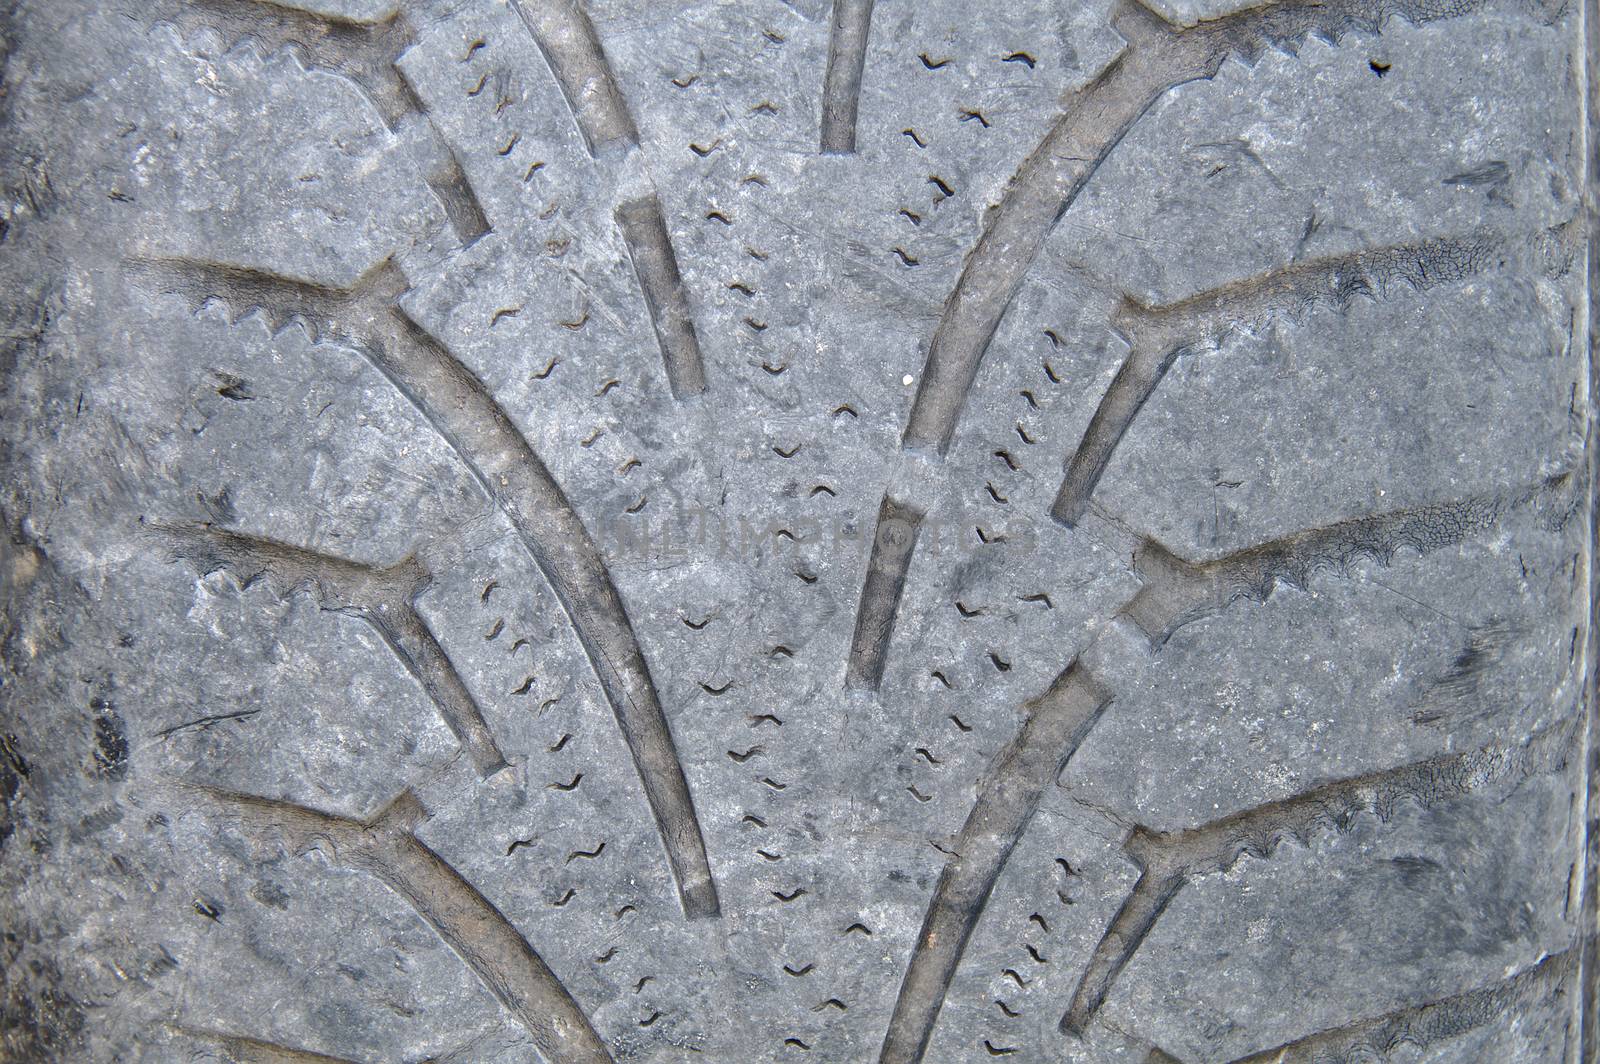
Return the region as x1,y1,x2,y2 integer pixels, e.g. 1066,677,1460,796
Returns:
845,494,925,690
509,0,639,155
820,0,877,153
880,664,1112,1064
616,194,709,399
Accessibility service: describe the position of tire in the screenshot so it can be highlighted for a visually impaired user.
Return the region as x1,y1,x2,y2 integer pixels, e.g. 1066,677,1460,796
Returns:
0,0,1595,1061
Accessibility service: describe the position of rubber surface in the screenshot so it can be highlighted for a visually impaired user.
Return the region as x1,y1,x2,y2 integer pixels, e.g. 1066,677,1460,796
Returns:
0,0,1596,1061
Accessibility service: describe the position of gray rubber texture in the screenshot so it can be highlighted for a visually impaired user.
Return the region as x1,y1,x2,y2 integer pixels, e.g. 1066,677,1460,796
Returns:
0,0,1596,1061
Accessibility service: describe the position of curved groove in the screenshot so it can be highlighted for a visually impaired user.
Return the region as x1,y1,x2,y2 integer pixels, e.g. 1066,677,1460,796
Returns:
374,302,719,916
509,1,709,398
391,68,493,246
852,0,1213,682
167,1026,361,1064
379,611,509,776
509,0,639,155
901,4,1193,454
183,786,614,1064
151,0,416,122
1063,723,1573,1035
134,259,720,918
1050,233,1507,525
904,0,1503,454
820,0,877,153
880,663,1113,1064
423,150,493,246
158,524,508,776
1051,344,1178,529
615,195,707,398
1227,950,1573,1062
1118,473,1577,643
1059,864,1184,1036
845,494,925,690
153,0,489,246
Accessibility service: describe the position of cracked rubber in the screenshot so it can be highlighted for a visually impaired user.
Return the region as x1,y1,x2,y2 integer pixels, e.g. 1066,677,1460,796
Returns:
0,0,1596,1061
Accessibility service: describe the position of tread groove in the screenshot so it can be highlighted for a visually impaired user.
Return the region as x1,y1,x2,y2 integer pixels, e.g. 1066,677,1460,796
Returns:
871,473,1575,1058
1225,950,1574,1062
509,0,640,155
879,664,1112,1064
510,0,709,398
159,523,509,777
820,0,877,153
615,194,709,399
845,0,1523,677
1118,474,1576,644
1051,233,1510,525
165,1027,359,1064
845,494,925,690
133,257,720,919
156,0,490,246
183,785,614,1064
908,0,1506,454
1063,722,1574,1034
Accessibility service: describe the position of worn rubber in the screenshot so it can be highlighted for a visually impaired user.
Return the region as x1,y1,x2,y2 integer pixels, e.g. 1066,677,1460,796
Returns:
0,0,1596,1061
